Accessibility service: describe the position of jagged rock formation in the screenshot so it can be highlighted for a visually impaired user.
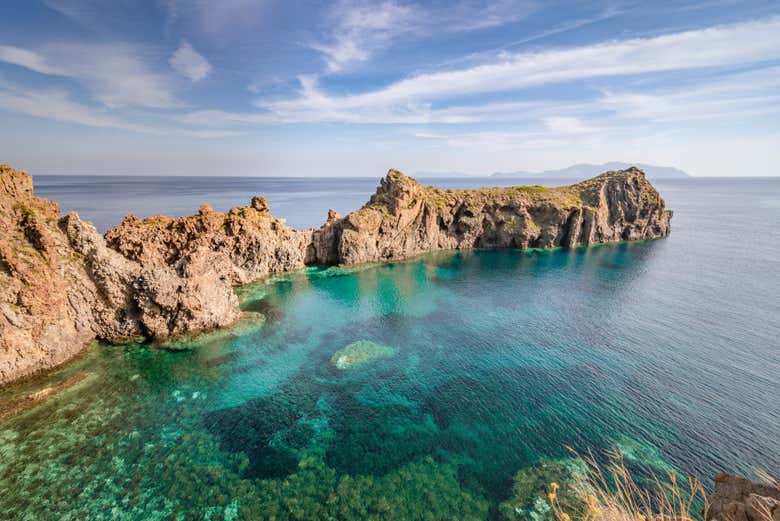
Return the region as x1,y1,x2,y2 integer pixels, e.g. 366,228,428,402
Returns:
104,197,312,286
311,167,672,264
1,164,671,385
707,474,780,521
1,165,250,384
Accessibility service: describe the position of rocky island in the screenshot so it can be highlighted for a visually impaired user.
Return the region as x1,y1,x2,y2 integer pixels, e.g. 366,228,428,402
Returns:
0,164,671,386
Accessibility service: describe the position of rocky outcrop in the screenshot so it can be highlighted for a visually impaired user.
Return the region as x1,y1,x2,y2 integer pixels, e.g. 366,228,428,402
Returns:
0,165,242,384
0,165,93,385
0,164,672,385
708,474,780,521
104,197,312,286
311,168,672,264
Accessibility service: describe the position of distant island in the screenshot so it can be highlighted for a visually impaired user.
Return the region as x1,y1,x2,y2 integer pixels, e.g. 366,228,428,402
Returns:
491,162,690,181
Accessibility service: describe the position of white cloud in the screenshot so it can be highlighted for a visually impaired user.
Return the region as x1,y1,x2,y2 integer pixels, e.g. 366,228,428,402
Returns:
600,66,780,122
311,0,535,73
0,87,136,129
0,46,60,75
0,42,178,108
272,16,780,122
311,0,418,72
543,116,597,134
0,82,238,138
170,40,212,81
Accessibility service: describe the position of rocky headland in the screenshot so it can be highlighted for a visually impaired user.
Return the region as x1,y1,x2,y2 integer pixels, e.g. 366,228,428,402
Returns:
312,167,671,264
0,163,671,386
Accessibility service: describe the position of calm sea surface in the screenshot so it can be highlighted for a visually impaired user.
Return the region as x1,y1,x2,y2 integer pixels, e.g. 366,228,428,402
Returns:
1,175,778,520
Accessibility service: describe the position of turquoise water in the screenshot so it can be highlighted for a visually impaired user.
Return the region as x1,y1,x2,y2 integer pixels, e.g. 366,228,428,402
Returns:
1,178,779,519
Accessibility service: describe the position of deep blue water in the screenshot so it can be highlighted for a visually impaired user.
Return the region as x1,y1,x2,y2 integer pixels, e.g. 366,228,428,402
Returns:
0,175,778,520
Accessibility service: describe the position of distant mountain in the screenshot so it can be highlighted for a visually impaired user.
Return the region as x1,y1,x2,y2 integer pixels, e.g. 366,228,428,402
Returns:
492,162,690,181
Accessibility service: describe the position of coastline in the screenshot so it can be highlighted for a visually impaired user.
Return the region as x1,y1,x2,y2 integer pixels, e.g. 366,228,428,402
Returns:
1,164,671,387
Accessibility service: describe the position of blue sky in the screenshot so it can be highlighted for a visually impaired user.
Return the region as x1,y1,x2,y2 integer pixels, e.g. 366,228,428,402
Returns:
0,0,778,176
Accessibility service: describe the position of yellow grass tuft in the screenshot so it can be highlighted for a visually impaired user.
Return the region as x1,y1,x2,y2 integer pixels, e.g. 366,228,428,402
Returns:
550,449,709,521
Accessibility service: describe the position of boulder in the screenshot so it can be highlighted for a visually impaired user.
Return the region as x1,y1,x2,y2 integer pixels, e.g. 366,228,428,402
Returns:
707,474,780,521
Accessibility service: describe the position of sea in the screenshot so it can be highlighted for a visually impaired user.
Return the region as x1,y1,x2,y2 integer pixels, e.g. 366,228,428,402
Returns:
0,175,778,520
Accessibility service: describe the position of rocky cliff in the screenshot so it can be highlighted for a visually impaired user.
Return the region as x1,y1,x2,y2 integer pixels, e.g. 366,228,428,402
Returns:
311,167,672,264
0,164,671,385
707,474,780,521
0,165,302,384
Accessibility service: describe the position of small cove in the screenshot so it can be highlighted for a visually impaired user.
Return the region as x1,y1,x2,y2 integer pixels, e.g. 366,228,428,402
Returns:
1,177,778,520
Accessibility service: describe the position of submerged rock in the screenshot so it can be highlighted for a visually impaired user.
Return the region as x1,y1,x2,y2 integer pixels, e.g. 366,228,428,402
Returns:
0,372,94,420
330,340,396,369
498,458,588,521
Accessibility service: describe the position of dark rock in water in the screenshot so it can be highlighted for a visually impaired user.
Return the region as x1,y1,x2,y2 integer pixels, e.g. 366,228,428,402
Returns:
203,351,240,368
240,298,284,322
203,375,320,479
707,474,780,521
324,393,438,476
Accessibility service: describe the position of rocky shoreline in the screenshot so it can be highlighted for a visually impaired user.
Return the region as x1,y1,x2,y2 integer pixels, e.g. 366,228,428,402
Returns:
0,164,671,386
2,163,778,516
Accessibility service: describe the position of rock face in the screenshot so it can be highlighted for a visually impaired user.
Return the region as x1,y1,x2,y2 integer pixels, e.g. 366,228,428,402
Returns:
0,165,239,384
311,168,672,264
707,474,780,521
0,164,671,385
0,165,93,385
104,200,312,286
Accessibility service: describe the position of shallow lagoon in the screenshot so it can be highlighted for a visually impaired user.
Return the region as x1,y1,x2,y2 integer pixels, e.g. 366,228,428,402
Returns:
2,177,779,519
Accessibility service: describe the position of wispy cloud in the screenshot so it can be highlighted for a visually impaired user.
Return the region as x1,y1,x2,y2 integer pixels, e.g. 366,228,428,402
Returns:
163,0,268,39
0,42,178,108
0,85,136,129
310,0,418,73
310,0,536,73
543,116,598,135
600,66,780,122
0,81,238,138
273,16,780,122
170,40,212,81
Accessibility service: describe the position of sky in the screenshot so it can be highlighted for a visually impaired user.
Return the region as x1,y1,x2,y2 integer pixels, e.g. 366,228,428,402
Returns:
0,0,778,177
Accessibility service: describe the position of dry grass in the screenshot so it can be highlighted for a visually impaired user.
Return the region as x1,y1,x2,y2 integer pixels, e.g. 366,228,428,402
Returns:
755,470,778,488
549,449,708,521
